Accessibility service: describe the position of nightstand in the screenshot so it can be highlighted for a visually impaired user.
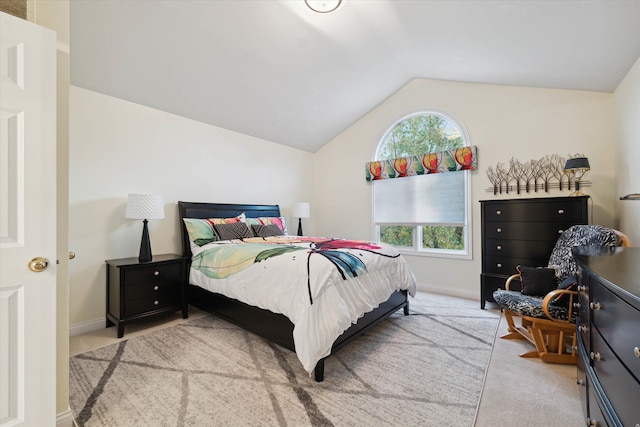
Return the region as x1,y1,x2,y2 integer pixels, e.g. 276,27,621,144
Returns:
105,253,188,338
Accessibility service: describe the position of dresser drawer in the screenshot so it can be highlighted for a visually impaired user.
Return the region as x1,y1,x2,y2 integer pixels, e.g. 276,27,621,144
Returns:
484,238,555,259
483,255,548,276
483,221,575,241
591,327,640,427
123,263,182,285
482,200,585,222
592,283,640,381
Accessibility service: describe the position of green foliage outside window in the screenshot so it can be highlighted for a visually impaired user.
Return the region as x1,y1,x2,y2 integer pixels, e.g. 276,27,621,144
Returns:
377,113,466,251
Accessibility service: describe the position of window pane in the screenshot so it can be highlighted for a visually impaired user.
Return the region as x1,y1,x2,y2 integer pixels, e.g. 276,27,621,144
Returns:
374,173,465,225
422,225,464,250
379,225,413,247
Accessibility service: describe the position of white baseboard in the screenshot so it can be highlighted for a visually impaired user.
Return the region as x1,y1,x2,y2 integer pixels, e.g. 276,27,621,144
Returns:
57,407,74,427
416,284,479,302
69,318,104,337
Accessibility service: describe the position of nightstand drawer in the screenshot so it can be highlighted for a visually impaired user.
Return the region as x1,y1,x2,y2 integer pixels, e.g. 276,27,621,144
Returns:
126,281,180,300
125,294,179,317
124,263,182,285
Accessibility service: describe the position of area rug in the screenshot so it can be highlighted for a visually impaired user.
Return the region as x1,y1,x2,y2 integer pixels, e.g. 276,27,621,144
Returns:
69,292,500,426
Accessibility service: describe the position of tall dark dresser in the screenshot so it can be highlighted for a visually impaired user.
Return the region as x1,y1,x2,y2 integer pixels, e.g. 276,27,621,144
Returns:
480,195,589,309
573,247,640,427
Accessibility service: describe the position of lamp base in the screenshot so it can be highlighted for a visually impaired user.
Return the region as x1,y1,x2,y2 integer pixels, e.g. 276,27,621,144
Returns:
139,219,152,262
297,217,303,236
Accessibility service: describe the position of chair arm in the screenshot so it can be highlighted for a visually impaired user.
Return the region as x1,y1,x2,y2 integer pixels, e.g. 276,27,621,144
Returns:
542,289,578,322
504,274,520,291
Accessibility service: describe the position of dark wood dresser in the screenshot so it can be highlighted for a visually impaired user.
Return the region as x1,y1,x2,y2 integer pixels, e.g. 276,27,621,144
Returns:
573,247,640,427
480,196,589,308
105,253,188,338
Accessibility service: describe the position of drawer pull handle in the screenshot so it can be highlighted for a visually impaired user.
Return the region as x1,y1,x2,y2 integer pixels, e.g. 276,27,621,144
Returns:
578,325,588,333
153,285,159,291
634,347,640,358
590,302,602,311
496,210,502,215
558,229,564,234
496,228,502,233
496,263,502,268
154,300,159,306
154,271,160,276
496,245,502,251
558,209,564,214
590,352,602,361
578,285,587,292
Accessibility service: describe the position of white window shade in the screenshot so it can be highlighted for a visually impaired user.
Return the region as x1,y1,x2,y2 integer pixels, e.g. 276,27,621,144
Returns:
374,173,465,225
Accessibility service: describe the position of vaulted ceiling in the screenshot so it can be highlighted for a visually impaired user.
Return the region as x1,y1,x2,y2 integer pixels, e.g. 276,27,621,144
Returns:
70,0,640,152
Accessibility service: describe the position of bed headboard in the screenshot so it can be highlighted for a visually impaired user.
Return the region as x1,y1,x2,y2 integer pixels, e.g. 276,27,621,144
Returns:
177,201,281,258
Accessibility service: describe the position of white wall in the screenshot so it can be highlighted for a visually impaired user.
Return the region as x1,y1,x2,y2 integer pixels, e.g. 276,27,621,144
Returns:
614,56,640,244
69,86,314,329
313,78,615,299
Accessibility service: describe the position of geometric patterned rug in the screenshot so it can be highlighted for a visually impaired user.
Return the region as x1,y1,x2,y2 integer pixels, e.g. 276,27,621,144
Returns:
69,292,500,426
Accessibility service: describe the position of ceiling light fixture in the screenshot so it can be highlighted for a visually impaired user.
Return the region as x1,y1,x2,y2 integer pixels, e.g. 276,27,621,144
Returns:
305,0,342,13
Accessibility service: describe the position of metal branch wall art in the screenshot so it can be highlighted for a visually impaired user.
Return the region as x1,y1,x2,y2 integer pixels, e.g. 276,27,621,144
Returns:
485,154,590,195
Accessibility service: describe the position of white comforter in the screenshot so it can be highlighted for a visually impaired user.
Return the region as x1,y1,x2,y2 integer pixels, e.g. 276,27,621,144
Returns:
189,236,417,374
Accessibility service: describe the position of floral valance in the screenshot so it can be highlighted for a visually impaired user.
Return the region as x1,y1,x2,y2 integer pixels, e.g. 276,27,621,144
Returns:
365,146,477,181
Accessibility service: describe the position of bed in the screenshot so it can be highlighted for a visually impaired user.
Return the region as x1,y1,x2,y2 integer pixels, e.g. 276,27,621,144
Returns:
178,201,417,381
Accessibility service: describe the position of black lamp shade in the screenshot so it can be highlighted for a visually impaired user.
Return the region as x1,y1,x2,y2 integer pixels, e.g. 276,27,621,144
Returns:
564,157,590,171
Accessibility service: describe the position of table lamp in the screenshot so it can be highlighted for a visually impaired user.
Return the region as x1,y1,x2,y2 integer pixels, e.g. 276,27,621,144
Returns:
125,193,165,262
291,202,310,236
564,157,590,197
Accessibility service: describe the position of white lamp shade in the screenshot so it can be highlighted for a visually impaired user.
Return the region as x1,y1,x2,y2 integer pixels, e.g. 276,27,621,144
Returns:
125,194,165,220
291,202,311,218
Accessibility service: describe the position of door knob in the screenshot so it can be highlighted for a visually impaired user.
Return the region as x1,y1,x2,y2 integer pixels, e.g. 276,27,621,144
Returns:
69,251,76,260
28,257,49,272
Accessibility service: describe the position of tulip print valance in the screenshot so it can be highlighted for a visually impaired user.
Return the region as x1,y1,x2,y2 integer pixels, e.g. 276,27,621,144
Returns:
365,146,477,181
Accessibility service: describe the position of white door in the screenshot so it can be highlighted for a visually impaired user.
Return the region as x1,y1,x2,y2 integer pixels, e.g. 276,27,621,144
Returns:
0,12,57,427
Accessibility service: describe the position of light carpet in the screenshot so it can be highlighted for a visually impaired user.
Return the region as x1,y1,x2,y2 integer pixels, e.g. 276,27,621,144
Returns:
69,293,500,426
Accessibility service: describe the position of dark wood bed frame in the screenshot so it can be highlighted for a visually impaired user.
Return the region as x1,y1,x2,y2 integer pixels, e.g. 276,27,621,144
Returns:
178,201,409,381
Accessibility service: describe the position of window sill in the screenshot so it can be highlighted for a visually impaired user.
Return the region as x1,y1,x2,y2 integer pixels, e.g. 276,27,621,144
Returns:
396,248,472,260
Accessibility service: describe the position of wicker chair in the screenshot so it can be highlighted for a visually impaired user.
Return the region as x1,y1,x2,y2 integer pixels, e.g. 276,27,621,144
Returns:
492,225,629,365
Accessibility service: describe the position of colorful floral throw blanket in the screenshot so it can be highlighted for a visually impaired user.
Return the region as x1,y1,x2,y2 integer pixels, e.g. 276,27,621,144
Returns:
189,236,417,374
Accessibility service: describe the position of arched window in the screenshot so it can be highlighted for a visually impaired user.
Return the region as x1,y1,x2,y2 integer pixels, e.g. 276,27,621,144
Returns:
373,112,471,257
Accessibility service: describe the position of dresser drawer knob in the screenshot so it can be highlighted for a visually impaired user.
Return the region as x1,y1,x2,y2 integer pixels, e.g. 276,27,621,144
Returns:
153,285,159,291
496,245,502,251
590,352,602,361
154,300,159,306
573,302,580,309
634,347,640,358
558,229,564,234
558,209,564,214
496,228,502,233
586,418,598,426
496,263,502,268
578,285,587,292
154,271,160,276
496,210,502,215
579,325,588,333
576,379,584,386
590,302,602,311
